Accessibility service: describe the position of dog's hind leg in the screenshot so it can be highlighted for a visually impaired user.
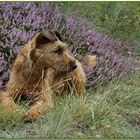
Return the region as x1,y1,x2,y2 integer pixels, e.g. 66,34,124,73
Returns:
0,81,23,111
0,90,17,111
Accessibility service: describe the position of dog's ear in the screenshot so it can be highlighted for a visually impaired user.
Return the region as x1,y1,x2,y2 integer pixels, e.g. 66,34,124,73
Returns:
36,33,50,47
54,31,63,42
35,31,57,48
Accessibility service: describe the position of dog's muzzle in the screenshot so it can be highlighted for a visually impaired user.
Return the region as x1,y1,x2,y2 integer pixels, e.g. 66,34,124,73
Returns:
56,63,77,77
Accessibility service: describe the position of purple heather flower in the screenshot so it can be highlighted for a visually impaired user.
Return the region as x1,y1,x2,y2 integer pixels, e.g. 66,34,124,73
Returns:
0,2,133,90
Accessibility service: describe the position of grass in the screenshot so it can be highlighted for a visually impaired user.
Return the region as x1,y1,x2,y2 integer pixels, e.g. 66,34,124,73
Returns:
0,59,139,138
0,2,140,138
33,60,140,138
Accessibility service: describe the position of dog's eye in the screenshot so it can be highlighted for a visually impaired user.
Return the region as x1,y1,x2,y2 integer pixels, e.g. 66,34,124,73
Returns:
54,48,62,55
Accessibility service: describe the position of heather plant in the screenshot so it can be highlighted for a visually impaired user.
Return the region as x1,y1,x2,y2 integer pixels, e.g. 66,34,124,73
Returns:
0,2,133,89
61,2,140,56
62,14,133,87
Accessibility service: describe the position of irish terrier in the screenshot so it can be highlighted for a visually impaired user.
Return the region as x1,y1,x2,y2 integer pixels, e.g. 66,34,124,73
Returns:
0,30,93,120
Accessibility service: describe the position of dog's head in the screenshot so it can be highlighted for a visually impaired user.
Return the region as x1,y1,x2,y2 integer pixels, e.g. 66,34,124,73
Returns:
30,30,77,74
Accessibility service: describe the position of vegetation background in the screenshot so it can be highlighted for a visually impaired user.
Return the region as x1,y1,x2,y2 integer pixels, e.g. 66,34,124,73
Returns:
0,2,140,138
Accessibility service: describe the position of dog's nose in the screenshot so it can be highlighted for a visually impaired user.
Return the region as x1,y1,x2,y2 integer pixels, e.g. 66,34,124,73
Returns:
69,63,77,70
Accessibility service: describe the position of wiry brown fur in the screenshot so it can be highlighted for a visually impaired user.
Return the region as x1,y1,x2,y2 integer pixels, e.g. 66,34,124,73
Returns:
47,60,86,95
0,30,95,120
47,55,96,96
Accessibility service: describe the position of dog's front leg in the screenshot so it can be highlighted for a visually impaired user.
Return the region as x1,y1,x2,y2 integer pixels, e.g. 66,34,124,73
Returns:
24,92,54,120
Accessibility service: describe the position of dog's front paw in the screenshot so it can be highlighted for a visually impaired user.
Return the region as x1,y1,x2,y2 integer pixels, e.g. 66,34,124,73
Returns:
22,97,54,121
23,103,44,120
24,110,41,120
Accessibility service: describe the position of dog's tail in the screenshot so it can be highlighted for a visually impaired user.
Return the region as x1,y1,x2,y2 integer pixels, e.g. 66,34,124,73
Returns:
83,55,97,68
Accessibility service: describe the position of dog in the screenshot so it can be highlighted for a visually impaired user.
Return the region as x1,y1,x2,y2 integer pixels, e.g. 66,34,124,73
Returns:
0,30,92,120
